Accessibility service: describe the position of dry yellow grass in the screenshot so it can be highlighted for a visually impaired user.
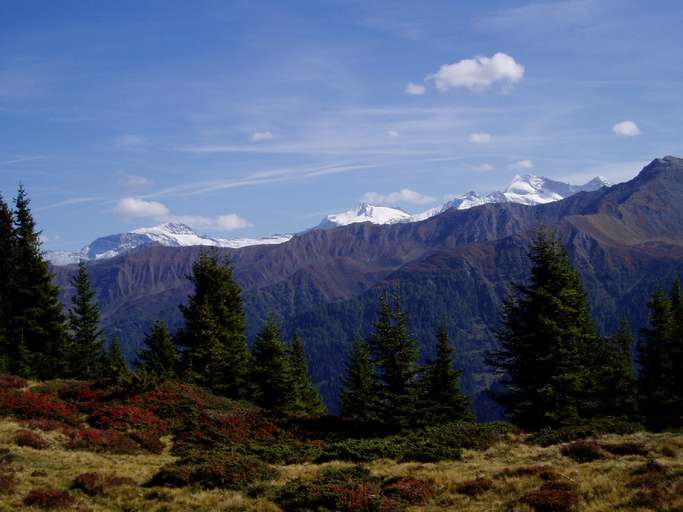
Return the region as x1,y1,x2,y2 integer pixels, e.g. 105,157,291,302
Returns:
0,418,681,511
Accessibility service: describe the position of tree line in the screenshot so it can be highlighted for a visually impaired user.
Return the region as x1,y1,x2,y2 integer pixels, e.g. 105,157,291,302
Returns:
0,186,680,430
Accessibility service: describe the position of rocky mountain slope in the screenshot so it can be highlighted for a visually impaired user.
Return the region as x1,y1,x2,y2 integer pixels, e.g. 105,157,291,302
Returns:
51,157,683,417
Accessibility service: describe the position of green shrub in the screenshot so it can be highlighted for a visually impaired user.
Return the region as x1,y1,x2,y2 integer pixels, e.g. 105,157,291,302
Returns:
146,452,278,490
528,418,642,447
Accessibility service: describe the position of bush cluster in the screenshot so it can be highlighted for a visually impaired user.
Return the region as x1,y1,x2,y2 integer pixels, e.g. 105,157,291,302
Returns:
90,404,167,434
71,472,135,496
0,390,80,425
517,480,580,512
147,452,278,490
527,417,642,447
560,441,606,463
23,488,76,509
66,428,142,455
15,429,49,449
274,465,433,512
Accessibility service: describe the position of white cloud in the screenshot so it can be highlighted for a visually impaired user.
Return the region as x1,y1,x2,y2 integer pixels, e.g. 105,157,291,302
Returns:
114,197,170,217
428,52,524,91
362,188,436,205
508,159,534,171
173,214,252,231
251,131,273,142
405,82,426,95
468,132,492,144
470,163,495,172
115,134,147,148
387,130,400,137
612,120,640,137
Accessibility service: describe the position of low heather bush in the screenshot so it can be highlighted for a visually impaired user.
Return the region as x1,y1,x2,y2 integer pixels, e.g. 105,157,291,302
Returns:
0,390,80,425
0,375,28,389
528,417,642,447
71,472,135,496
454,477,494,496
23,488,76,509
15,429,49,449
600,441,648,456
560,441,606,463
517,481,580,512
147,452,278,490
90,404,167,434
496,465,559,481
0,471,18,495
66,428,142,455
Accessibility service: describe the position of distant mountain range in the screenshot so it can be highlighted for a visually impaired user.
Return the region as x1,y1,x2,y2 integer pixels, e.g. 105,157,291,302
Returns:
46,173,610,265
51,157,683,419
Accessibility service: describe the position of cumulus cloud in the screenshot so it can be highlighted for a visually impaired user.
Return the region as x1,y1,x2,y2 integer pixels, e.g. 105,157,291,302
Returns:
612,120,640,137
508,159,534,171
362,188,436,205
114,197,170,217
405,82,426,95
428,52,524,91
251,131,273,142
468,132,492,144
387,130,400,137
173,214,252,231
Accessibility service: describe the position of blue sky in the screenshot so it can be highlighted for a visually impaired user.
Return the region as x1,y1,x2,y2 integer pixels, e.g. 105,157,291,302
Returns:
2,0,683,250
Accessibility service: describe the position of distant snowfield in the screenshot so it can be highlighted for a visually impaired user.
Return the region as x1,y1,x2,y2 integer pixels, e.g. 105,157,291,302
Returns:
46,174,609,266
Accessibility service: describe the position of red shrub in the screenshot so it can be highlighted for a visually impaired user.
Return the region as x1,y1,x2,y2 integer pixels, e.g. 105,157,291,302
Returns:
497,465,559,481
57,381,114,414
454,477,493,496
71,472,135,496
16,429,49,449
0,448,14,465
600,442,648,456
66,429,141,455
90,405,167,434
0,471,18,495
31,470,48,478
381,476,434,503
0,375,28,390
20,419,76,436
0,390,80,426
129,431,165,454
23,488,76,509
518,481,580,512
560,441,605,463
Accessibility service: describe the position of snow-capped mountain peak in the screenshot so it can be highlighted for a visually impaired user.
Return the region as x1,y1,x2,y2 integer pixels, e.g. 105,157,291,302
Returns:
315,202,412,230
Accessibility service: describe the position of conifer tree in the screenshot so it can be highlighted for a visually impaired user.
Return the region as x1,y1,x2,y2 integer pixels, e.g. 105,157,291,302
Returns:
102,335,131,383
177,250,252,398
638,283,683,429
8,185,68,378
340,339,380,423
420,323,473,424
368,292,420,428
489,230,602,430
0,194,14,372
67,262,105,379
288,336,326,416
596,321,638,419
251,317,295,413
138,320,179,379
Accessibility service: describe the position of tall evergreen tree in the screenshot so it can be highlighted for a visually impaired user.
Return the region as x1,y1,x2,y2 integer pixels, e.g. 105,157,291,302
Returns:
8,185,68,378
288,336,327,416
420,323,473,424
102,335,131,383
137,320,179,379
368,292,420,428
596,321,638,419
0,193,15,372
67,262,105,379
638,283,682,429
251,317,295,413
340,339,380,423
177,250,252,398
489,230,602,430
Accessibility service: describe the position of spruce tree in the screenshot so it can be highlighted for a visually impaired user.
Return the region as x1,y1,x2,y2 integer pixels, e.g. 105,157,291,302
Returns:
638,283,682,429
420,323,473,424
340,339,380,423
177,250,251,398
0,194,14,372
596,321,638,419
489,230,602,430
368,292,420,428
288,336,326,416
251,317,295,414
102,335,131,383
137,320,179,380
9,185,68,378
67,262,105,379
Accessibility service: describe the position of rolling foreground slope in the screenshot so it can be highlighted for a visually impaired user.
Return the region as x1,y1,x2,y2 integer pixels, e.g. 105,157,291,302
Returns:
52,157,683,417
